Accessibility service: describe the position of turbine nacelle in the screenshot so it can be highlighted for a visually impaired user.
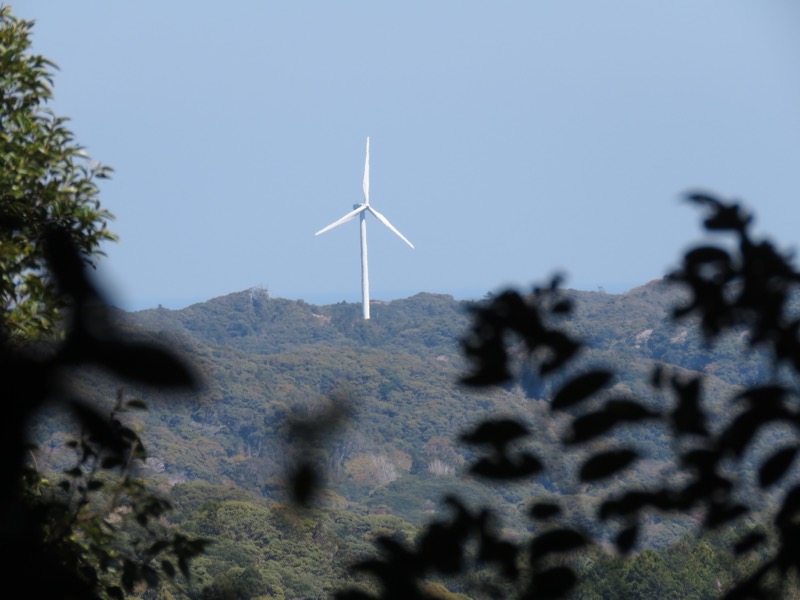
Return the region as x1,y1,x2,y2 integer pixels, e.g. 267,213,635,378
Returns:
314,138,414,248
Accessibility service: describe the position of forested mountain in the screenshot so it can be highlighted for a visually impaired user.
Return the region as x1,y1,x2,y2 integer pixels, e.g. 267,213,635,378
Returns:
30,281,779,598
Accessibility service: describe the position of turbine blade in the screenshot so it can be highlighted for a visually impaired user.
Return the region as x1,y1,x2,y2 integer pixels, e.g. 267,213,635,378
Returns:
315,205,367,236
363,137,370,205
367,206,414,248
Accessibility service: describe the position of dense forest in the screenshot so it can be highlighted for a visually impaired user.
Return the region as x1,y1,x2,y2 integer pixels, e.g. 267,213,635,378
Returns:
26,281,795,598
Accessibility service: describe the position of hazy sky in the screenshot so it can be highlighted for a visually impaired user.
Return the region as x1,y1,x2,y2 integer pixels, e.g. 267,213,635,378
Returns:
14,1,800,310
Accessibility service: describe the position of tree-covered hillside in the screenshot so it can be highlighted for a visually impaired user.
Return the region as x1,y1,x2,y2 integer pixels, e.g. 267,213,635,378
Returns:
105,284,745,491
50,283,762,515
27,278,777,598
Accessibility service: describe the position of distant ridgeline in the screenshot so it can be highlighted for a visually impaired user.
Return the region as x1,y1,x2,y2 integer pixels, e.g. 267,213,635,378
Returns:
30,281,777,597
95,283,767,493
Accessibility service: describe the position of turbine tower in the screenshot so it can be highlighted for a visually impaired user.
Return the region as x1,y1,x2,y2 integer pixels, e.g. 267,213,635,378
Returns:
315,137,414,320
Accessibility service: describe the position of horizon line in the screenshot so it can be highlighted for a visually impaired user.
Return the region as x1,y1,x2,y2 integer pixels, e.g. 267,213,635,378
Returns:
107,280,651,312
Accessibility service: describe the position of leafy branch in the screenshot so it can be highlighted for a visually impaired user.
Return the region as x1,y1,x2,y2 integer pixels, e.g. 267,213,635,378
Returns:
335,193,800,600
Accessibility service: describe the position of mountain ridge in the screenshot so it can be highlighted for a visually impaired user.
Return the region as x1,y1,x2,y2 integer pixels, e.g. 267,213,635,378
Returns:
80,279,761,501
28,278,779,597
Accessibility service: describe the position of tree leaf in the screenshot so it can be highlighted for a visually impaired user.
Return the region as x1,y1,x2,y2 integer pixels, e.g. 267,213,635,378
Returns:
106,586,124,600
460,418,529,450
290,461,319,507
470,453,543,480
161,560,175,578
551,370,613,411
141,564,159,588
704,502,748,529
530,529,587,561
684,245,732,266
125,398,148,410
568,400,657,443
670,376,708,436
531,566,577,599
92,340,197,388
759,446,798,489
579,449,638,481
529,502,561,521
69,400,127,455
615,524,638,555
551,299,572,314
733,532,767,555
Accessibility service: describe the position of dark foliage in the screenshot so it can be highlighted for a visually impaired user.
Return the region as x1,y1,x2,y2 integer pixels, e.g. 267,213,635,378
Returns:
335,193,800,599
0,227,204,599
0,7,116,339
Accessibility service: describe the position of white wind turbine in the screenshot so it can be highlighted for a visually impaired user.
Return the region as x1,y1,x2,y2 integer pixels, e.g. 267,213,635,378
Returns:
315,137,414,320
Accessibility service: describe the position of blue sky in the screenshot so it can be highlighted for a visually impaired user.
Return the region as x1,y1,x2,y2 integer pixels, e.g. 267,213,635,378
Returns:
14,1,800,310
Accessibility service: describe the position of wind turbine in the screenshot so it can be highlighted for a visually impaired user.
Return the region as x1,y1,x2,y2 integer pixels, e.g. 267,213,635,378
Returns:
315,137,414,320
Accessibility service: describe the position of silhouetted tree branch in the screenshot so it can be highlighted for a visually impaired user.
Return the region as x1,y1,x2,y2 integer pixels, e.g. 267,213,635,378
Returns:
335,193,800,600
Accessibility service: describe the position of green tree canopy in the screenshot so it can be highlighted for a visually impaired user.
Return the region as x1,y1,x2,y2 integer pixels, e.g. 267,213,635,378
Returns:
0,9,207,599
0,6,116,339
